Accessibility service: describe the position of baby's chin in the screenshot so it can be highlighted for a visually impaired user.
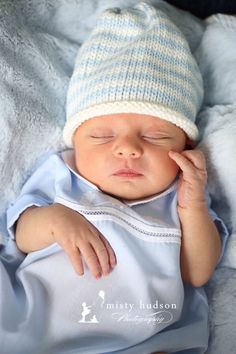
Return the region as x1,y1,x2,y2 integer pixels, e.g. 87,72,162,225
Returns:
100,177,178,202
92,172,180,201
101,186,164,202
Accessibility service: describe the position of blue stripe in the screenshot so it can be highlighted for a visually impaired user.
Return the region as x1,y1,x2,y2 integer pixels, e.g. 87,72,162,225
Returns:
68,84,197,121
74,54,198,85
70,64,201,97
74,35,197,86
81,34,192,62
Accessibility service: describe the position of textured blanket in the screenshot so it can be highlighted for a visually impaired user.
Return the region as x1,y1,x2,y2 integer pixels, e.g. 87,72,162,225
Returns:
0,0,236,353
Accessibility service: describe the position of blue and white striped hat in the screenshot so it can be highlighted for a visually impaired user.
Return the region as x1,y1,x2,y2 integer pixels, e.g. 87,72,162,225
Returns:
63,2,203,147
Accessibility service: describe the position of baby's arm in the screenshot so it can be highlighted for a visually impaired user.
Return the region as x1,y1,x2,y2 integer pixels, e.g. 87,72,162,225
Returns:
16,203,116,279
169,150,221,287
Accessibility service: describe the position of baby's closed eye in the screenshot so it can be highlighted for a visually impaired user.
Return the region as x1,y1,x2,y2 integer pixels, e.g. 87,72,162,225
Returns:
90,135,114,138
142,134,171,143
88,127,114,142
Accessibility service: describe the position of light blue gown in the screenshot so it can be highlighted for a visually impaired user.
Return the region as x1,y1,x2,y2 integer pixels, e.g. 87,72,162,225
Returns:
0,151,228,354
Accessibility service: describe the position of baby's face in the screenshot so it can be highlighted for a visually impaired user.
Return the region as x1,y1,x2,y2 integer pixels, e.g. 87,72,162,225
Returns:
73,113,187,200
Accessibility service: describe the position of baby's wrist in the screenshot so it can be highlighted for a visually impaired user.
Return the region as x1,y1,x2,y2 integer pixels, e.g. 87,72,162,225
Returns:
43,204,63,243
177,200,208,214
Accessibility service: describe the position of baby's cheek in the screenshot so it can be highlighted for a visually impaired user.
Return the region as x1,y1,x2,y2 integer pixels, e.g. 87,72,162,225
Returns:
155,151,178,173
170,152,180,167
75,151,94,178
164,154,180,175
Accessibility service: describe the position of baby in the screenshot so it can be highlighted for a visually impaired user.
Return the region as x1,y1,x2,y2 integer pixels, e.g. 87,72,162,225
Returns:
6,2,228,354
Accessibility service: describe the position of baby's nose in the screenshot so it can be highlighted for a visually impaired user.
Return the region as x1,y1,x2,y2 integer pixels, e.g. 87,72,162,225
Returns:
113,139,143,158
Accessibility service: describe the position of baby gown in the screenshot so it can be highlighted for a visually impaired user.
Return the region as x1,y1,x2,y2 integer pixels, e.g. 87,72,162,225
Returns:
0,151,228,354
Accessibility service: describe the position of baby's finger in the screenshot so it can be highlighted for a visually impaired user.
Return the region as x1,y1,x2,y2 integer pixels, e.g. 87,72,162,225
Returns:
180,150,206,171
89,233,111,276
169,150,196,175
65,247,84,276
99,234,117,268
79,242,103,279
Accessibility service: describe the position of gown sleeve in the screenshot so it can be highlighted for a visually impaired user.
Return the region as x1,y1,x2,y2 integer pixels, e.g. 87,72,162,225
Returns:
6,154,64,240
205,189,229,265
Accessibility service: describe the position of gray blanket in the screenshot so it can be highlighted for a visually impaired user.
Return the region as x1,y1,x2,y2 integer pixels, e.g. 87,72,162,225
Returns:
1,1,236,352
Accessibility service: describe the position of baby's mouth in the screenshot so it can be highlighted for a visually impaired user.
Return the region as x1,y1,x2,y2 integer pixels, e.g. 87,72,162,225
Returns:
112,169,144,177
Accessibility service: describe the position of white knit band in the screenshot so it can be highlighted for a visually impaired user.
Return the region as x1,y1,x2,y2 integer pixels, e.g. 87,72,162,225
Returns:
63,101,198,147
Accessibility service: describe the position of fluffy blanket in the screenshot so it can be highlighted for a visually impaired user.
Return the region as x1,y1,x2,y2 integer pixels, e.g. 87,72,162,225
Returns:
0,0,236,352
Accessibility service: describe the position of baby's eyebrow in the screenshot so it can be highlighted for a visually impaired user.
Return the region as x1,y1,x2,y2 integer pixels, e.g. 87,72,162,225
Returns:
88,126,114,134
89,125,112,130
143,127,171,134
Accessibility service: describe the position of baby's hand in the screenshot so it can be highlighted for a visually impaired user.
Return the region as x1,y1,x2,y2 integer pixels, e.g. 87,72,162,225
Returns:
49,203,116,279
168,149,207,210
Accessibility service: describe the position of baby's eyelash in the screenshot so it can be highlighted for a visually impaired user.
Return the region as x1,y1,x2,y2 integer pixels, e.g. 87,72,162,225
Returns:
90,135,114,139
142,136,170,139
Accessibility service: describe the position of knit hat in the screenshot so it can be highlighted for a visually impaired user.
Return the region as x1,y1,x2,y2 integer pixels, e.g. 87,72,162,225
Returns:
63,2,203,147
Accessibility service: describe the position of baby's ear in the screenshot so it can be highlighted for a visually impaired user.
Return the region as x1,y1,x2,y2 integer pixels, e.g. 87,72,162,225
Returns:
185,138,196,150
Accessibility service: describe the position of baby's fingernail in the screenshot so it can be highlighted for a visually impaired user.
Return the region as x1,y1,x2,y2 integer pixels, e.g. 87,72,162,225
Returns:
103,269,110,276
111,259,116,267
96,272,101,280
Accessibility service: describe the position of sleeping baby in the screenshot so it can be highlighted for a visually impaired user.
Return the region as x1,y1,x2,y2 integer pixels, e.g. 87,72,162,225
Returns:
5,2,228,354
